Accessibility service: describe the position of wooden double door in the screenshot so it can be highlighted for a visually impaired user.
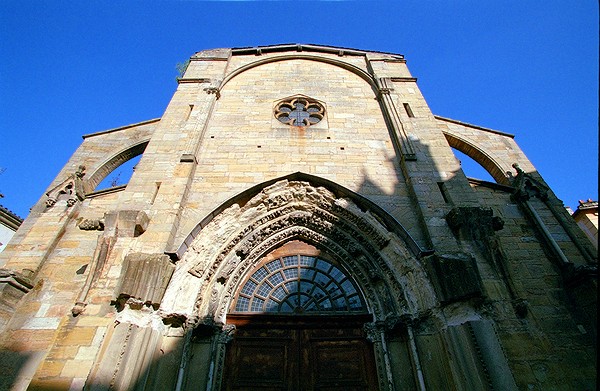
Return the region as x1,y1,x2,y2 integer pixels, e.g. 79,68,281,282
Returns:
223,315,378,391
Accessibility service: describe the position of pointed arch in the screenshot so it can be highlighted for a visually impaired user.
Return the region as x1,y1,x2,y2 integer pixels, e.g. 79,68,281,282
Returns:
85,140,149,193
443,132,510,185
219,54,378,93
160,174,438,327
172,172,429,260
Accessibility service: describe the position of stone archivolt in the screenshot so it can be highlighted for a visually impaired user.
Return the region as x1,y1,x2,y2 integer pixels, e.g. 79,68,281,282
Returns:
160,180,438,327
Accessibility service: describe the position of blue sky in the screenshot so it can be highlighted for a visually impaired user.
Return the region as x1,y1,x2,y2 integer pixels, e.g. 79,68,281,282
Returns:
0,1,598,219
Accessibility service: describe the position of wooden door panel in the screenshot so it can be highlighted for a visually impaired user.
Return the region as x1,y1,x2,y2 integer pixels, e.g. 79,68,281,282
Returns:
222,318,378,391
311,342,368,384
304,330,376,391
223,334,297,391
235,343,288,384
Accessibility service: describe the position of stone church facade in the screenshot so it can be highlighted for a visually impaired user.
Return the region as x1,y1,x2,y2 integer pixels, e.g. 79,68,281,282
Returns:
0,44,596,390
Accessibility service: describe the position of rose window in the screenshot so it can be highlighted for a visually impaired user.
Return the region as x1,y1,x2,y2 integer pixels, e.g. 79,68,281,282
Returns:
233,255,366,314
274,97,325,127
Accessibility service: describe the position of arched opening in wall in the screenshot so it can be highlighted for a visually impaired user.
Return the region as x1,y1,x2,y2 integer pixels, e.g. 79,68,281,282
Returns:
95,154,142,190
444,133,509,185
223,240,379,391
451,148,496,182
86,141,148,193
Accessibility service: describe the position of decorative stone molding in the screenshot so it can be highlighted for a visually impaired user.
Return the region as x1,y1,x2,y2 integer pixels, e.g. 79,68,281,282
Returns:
189,181,390,280
510,163,549,202
45,165,86,207
376,77,416,161
364,321,395,391
364,321,384,343
162,180,441,330
212,324,236,390
0,268,34,293
218,324,236,344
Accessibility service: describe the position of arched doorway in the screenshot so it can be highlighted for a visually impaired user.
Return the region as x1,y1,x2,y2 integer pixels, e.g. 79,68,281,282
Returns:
160,177,437,391
222,241,379,391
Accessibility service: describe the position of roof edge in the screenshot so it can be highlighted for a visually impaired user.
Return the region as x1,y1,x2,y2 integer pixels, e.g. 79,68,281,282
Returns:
194,43,404,59
0,205,23,230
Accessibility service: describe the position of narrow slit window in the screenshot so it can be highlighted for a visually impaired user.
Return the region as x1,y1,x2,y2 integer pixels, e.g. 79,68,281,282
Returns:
437,182,450,203
151,182,161,205
403,103,414,118
185,104,194,121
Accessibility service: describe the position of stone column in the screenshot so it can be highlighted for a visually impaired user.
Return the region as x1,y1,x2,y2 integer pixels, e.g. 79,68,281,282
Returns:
365,321,395,391
209,324,236,391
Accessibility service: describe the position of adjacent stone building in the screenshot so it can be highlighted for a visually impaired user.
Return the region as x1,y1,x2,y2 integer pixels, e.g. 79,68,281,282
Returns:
0,205,22,254
571,199,598,250
0,44,596,390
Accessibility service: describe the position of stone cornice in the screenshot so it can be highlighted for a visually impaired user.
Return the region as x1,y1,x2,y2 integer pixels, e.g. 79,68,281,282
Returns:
229,43,404,60
0,206,22,230
390,77,418,82
177,78,212,84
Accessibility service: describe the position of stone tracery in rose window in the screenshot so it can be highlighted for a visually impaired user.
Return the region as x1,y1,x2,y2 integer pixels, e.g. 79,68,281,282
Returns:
274,96,325,127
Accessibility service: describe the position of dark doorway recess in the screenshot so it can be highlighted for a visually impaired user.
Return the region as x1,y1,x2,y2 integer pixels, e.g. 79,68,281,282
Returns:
223,314,379,391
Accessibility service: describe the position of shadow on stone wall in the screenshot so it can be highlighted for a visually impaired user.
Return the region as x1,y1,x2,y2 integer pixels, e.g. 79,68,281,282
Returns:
0,349,42,391
1,131,597,391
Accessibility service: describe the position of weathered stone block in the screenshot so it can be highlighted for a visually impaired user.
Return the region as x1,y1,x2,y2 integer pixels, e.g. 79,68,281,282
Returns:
424,253,483,303
116,253,175,309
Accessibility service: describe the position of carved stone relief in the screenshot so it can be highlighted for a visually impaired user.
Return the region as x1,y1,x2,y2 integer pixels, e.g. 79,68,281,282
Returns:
160,180,439,329
45,165,86,207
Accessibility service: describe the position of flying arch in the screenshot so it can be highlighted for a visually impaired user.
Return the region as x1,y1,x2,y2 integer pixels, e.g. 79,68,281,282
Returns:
85,140,149,193
443,132,510,185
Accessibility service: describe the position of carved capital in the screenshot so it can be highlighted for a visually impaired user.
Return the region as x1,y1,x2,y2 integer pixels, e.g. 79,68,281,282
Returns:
218,324,236,344
364,322,387,343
